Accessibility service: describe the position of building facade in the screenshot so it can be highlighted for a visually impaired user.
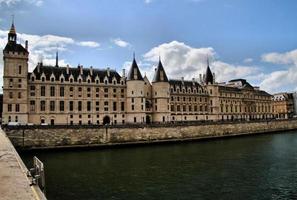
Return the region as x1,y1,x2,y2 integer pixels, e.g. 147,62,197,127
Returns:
272,93,294,119
2,23,274,125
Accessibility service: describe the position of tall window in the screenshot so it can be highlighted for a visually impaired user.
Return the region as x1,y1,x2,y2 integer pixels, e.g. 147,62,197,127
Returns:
8,104,12,112
78,101,82,111
18,65,22,74
113,102,117,111
50,86,55,97
87,101,91,111
69,101,73,111
40,101,46,111
50,101,55,111
60,101,64,111
60,87,64,97
41,86,46,96
121,102,125,111
30,101,35,112
15,104,20,112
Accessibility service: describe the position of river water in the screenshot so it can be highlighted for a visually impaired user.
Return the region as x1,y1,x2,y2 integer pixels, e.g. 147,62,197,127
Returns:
20,131,297,200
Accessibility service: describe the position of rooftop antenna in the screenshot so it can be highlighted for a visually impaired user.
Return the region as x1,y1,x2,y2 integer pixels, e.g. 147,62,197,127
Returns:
55,46,58,67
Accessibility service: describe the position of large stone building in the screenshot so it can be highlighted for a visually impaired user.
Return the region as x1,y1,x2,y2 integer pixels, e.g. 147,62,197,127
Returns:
2,23,274,125
272,93,295,119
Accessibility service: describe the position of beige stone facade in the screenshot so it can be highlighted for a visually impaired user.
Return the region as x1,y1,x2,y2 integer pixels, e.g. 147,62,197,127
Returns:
272,93,294,119
2,24,274,125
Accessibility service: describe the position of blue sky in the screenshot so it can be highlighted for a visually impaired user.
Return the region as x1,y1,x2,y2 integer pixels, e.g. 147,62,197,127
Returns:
0,0,297,93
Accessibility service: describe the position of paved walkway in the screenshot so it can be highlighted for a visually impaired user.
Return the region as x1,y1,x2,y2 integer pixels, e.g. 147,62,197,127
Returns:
0,128,45,200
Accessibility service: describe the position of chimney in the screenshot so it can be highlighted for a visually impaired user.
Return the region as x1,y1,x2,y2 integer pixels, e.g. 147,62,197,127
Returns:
90,66,93,76
25,40,28,50
66,64,69,74
213,72,215,83
107,67,110,77
122,69,126,77
80,65,83,75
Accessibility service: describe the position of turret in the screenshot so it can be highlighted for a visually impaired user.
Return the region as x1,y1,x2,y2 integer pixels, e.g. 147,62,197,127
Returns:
151,58,170,123
126,55,146,123
2,20,29,124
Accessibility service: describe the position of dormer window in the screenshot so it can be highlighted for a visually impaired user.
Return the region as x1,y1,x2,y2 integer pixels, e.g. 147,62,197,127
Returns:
70,78,73,83
113,80,116,85
42,77,45,82
51,77,55,82
104,80,108,85
31,77,35,82
96,80,99,84
61,78,64,83
88,79,91,83
78,79,82,83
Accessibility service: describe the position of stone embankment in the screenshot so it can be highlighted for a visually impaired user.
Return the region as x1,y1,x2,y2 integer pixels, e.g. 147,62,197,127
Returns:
3,119,297,150
0,128,46,199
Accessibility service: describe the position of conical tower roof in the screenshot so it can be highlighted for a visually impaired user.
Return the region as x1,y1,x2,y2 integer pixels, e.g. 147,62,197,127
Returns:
127,58,144,81
205,58,213,85
152,59,168,83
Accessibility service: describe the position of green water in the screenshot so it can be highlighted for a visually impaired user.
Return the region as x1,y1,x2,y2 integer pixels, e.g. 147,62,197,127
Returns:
20,132,297,200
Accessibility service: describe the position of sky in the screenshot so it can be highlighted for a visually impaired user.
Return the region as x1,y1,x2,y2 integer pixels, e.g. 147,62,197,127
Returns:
0,0,297,93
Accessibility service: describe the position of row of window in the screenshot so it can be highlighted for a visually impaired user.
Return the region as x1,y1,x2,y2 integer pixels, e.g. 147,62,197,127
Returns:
29,100,125,112
170,87,207,94
171,96,208,103
170,105,208,112
31,76,124,85
30,85,125,98
220,104,271,113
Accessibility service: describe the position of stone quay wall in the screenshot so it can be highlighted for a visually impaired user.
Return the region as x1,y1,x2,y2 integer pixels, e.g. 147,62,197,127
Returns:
3,119,297,150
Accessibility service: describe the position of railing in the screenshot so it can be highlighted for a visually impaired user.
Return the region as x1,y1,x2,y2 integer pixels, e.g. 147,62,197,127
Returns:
2,118,294,130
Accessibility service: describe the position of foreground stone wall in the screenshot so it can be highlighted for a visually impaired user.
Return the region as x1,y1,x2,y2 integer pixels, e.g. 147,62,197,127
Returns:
4,119,297,149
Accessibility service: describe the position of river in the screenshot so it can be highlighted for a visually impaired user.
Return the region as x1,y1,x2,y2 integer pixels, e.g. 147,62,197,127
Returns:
20,131,297,200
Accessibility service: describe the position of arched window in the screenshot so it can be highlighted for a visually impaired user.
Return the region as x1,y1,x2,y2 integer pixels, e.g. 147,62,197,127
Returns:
51,77,55,82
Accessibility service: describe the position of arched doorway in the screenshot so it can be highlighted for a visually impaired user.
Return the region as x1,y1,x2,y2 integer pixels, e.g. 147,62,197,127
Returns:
103,116,110,125
146,115,151,124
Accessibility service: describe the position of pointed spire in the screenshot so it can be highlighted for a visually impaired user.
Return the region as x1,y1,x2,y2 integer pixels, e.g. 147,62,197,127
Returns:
127,55,144,81
8,15,17,43
55,51,58,67
152,58,168,83
205,56,214,85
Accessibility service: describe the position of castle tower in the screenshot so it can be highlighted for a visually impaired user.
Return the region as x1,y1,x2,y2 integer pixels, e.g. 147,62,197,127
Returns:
205,58,214,85
2,22,29,124
151,59,170,123
126,56,146,123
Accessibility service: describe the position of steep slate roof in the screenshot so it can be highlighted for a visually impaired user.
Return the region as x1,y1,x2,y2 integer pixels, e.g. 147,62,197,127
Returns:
127,58,144,81
205,65,214,84
152,60,168,82
3,23,28,54
169,79,204,92
3,42,28,53
31,64,122,83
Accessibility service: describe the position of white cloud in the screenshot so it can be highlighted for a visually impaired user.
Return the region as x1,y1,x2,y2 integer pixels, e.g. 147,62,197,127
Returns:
260,49,297,93
143,41,258,83
261,50,297,65
78,41,100,48
243,58,253,63
112,38,131,48
0,0,43,6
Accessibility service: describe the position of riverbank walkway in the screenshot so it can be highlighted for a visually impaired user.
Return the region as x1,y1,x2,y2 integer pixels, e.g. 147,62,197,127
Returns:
0,128,46,200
